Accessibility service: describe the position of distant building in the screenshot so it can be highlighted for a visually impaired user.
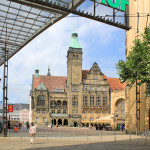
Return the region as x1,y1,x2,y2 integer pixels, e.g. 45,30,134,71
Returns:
30,31,125,126
8,103,29,123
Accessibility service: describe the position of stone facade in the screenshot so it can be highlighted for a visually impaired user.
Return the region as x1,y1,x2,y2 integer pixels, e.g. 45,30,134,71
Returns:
125,0,150,133
30,31,125,127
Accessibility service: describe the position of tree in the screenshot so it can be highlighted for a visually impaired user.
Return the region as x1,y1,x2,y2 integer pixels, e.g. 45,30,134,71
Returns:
116,25,150,88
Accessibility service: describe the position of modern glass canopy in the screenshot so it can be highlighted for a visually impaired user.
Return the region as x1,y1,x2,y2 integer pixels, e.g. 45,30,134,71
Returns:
0,0,85,66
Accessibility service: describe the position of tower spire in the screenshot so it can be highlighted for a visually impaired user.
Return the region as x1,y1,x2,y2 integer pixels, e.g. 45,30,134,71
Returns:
47,64,51,76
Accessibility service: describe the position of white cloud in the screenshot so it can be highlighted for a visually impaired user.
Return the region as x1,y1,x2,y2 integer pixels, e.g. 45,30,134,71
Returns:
0,12,125,103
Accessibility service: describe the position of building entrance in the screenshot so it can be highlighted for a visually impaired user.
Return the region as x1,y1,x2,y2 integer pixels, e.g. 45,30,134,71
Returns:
74,122,77,127
52,119,56,125
64,119,68,125
58,119,62,125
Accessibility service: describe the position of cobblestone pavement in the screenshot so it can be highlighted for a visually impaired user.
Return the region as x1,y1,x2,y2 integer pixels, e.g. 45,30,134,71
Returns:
0,127,150,150
0,137,150,150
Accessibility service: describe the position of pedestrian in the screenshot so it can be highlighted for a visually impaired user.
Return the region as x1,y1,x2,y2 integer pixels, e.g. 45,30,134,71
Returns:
0,122,2,133
121,124,124,132
117,124,120,131
29,122,36,144
26,122,29,129
16,122,18,127
51,124,52,129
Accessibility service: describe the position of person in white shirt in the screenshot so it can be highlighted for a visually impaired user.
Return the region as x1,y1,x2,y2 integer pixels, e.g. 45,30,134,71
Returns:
29,122,36,144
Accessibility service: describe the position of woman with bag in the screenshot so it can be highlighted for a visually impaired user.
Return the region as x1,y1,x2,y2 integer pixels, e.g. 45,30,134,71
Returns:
29,122,36,144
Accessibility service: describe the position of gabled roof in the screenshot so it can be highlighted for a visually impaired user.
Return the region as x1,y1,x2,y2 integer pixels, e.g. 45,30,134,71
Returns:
82,70,125,92
33,75,67,92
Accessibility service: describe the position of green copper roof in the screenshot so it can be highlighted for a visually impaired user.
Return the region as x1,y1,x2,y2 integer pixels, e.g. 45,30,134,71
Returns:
69,31,82,49
37,82,47,90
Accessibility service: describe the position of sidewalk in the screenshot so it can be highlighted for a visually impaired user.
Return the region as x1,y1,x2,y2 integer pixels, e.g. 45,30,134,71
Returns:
0,135,150,150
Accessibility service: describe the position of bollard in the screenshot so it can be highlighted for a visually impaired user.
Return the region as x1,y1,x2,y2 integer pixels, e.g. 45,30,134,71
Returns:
100,130,102,141
86,131,88,141
73,131,74,140
114,130,116,142
129,132,131,143
21,128,22,139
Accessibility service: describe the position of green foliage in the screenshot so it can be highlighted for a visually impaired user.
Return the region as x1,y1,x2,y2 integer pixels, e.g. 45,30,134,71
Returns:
116,25,150,87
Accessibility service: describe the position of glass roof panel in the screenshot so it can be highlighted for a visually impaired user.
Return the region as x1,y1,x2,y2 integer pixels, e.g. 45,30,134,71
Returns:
0,0,84,66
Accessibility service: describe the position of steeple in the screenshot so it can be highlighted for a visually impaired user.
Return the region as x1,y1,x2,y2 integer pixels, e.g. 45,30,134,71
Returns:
69,30,81,49
47,65,51,76
68,28,82,55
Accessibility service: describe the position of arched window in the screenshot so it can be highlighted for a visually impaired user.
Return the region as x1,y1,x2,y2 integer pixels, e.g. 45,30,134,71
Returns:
62,101,67,107
37,95,45,106
43,117,47,123
36,117,39,122
57,100,61,107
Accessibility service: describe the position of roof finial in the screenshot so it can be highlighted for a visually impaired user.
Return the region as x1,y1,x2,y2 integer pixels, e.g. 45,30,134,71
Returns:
47,64,51,76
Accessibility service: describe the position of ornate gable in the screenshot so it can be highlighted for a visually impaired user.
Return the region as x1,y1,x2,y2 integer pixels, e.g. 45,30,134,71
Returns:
89,62,103,75
37,82,47,90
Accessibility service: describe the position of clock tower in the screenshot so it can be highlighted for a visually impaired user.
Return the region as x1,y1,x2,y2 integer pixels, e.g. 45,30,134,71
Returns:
67,30,82,125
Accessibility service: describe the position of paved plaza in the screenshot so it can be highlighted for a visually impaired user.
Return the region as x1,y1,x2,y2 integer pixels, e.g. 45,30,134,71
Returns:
0,127,150,150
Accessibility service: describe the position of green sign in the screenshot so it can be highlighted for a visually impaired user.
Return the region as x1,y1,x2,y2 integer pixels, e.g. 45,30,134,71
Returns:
101,0,129,11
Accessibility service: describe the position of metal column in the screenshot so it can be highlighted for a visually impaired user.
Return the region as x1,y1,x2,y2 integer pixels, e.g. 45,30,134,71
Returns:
2,45,9,137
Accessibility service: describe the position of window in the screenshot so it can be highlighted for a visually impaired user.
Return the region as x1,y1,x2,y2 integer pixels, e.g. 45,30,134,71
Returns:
73,54,78,59
42,109,45,113
96,87,101,91
43,117,47,123
96,117,100,120
90,87,94,91
73,109,75,114
96,96,101,105
83,86,88,91
97,110,100,114
90,110,94,114
37,95,45,106
103,97,107,106
103,111,107,114
83,95,88,105
54,88,64,92
103,87,107,91
57,110,61,113
36,117,39,122
72,96,78,107
90,117,94,121
83,110,88,114
52,110,55,113
147,82,150,96
121,110,125,115
63,110,66,114
76,109,78,114
57,100,61,107
37,109,40,114
90,96,94,105
51,101,56,108
62,101,67,107
83,117,87,121
93,75,97,80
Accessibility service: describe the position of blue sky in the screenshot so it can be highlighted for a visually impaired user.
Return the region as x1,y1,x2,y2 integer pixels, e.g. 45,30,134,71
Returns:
0,3,126,104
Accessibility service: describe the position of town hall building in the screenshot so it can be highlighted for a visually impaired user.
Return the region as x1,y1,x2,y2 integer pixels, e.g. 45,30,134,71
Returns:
30,30,125,127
